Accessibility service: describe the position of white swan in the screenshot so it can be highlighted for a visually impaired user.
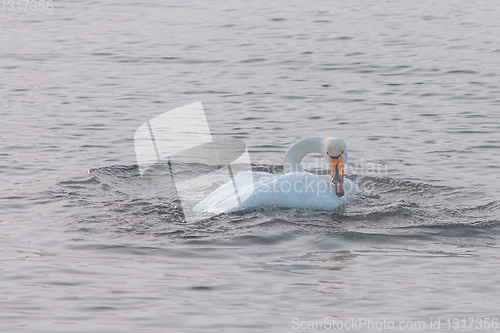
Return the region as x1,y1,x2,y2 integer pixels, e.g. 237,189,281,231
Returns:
193,137,359,214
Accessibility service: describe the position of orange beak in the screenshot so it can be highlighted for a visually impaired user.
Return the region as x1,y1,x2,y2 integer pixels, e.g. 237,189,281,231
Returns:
329,154,344,197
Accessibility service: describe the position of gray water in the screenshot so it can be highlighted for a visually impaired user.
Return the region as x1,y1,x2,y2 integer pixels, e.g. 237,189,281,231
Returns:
2,0,500,332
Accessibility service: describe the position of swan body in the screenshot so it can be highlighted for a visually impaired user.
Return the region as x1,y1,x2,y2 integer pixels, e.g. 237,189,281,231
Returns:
193,137,358,214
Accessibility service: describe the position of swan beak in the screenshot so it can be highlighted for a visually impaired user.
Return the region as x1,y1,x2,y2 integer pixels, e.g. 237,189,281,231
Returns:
329,155,344,197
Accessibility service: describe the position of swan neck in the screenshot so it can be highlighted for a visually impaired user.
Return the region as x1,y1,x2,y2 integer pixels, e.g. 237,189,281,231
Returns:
284,137,326,173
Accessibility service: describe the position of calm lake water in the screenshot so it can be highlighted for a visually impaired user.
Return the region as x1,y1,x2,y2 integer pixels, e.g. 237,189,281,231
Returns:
2,0,500,332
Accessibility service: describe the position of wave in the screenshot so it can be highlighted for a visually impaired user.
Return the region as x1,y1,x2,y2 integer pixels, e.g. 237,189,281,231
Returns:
48,164,500,245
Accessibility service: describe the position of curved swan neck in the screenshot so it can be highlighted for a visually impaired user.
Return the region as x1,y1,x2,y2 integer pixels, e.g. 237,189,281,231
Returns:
284,137,327,173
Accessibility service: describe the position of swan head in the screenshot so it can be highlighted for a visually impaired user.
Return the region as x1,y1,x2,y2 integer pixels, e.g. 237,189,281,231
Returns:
324,138,348,197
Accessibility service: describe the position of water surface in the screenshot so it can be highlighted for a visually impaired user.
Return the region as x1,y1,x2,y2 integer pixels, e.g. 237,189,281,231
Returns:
1,0,500,332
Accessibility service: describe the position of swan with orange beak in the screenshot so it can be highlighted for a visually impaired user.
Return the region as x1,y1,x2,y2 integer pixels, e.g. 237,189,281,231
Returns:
284,136,348,197
195,136,358,214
